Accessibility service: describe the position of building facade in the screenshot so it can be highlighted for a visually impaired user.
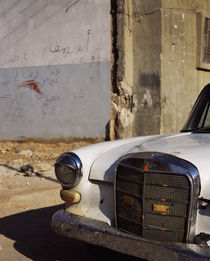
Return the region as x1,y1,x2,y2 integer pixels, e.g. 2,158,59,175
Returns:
1,0,210,141
111,0,210,139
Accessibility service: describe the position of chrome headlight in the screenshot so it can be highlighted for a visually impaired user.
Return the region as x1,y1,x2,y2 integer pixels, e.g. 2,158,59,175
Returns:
55,152,82,188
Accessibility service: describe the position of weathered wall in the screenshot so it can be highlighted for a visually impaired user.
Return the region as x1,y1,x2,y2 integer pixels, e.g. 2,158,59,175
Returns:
112,0,210,139
133,0,162,136
110,0,136,139
161,0,210,133
0,0,110,140
111,0,161,139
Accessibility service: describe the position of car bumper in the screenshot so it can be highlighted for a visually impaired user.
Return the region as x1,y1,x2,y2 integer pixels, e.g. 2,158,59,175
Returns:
52,210,210,260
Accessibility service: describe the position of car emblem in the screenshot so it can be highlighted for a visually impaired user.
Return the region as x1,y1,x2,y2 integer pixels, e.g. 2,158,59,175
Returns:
153,204,170,214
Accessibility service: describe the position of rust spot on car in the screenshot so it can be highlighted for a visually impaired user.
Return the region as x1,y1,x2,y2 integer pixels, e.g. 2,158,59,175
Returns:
171,151,181,156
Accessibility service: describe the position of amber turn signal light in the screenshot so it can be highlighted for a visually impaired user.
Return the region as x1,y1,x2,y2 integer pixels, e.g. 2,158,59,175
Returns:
60,189,81,204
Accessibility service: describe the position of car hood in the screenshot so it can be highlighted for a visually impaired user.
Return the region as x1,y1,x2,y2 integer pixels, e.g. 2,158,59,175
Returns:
89,132,210,198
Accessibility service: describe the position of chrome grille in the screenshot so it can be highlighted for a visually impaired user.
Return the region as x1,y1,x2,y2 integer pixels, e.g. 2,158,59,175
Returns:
115,154,195,243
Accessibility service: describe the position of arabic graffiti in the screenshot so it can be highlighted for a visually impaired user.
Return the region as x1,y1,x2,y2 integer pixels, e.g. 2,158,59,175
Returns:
49,29,93,57
0,66,89,121
1,55,20,66
0,29,94,67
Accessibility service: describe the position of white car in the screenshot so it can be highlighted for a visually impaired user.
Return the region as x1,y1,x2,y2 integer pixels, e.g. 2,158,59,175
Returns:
52,84,210,260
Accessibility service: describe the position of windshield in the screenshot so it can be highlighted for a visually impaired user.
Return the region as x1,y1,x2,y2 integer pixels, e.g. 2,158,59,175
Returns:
181,84,210,133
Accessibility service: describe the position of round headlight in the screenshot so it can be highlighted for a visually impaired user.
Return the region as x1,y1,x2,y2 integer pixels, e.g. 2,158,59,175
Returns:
55,152,82,188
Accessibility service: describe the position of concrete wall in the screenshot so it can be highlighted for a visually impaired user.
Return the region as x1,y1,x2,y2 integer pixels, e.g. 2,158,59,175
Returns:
0,0,110,140
111,0,162,139
111,0,210,139
161,0,210,133
133,0,162,136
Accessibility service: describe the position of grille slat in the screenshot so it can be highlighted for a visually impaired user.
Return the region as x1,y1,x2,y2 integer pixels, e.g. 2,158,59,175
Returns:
118,214,143,226
144,196,189,204
144,210,187,218
144,212,187,229
142,227,185,242
146,183,190,190
144,224,185,232
116,188,142,199
118,175,144,184
115,158,192,243
145,185,190,202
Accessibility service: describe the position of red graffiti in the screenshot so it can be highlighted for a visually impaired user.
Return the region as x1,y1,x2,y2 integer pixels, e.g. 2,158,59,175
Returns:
18,80,42,94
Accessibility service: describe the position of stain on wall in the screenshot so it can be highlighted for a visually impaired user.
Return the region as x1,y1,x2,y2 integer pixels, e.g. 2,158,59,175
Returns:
18,80,42,95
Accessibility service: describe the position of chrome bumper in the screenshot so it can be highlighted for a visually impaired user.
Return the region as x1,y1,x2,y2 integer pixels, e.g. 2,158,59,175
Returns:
52,210,210,260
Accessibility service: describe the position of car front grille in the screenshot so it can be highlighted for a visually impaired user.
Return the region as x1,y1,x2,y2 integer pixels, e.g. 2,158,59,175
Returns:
115,153,197,243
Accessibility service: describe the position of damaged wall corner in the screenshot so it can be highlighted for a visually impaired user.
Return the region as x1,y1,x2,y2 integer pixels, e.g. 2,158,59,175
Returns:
110,0,161,140
110,0,136,140
111,0,210,140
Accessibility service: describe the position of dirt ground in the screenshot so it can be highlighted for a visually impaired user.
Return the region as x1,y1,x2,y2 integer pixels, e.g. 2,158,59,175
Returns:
0,139,99,217
0,139,97,167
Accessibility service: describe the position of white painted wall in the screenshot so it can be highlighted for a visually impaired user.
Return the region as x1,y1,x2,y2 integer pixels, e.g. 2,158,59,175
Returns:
0,0,110,68
0,0,111,140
